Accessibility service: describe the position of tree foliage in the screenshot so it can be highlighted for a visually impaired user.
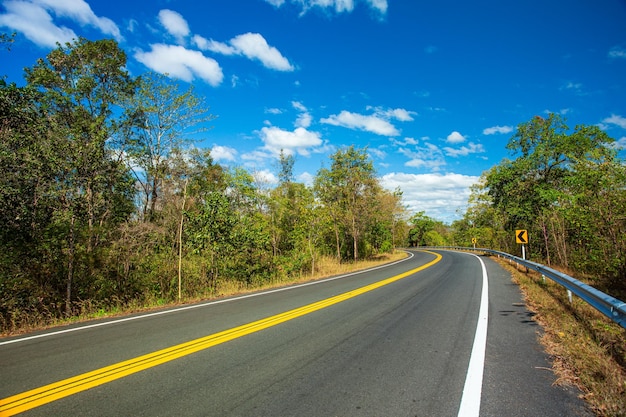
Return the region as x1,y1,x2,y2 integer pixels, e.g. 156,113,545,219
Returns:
463,114,626,297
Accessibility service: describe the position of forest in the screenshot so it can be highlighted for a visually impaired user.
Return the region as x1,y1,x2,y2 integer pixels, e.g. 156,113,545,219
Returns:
1,38,625,333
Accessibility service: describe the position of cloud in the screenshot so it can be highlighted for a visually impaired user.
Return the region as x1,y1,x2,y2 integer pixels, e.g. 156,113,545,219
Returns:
210,145,238,162
368,147,387,160
397,143,446,171
263,0,387,16
483,125,513,135
230,32,294,71
158,9,189,43
259,126,323,156
321,107,415,136
265,107,283,115
380,172,479,223
322,111,399,136
561,81,586,96
195,32,294,71
446,131,466,143
367,106,417,122
292,101,312,128
602,114,626,129
252,169,278,186
608,46,626,59
0,0,121,48
298,171,315,186
443,142,485,157
609,137,626,150
134,44,223,86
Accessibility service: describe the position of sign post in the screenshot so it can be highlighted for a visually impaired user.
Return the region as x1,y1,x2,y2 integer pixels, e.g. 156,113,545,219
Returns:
471,237,477,249
515,229,528,260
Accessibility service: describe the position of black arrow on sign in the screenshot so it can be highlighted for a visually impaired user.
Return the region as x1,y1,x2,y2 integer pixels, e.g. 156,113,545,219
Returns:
517,230,527,244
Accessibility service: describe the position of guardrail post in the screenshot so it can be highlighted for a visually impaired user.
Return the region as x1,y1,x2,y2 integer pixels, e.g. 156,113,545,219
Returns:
567,290,573,304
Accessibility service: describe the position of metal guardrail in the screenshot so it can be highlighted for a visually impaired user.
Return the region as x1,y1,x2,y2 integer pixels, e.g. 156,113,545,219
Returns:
425,246,626,330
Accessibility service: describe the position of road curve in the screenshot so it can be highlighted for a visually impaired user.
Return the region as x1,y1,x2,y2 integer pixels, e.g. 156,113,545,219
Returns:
0,250,590,416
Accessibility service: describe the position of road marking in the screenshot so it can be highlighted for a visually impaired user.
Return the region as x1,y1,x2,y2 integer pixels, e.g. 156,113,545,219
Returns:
0,252,414,347
0,251,441,416
457,253,489,417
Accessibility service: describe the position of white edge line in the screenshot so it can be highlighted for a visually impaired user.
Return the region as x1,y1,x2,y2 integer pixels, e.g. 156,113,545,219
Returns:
0,251,415,347
457,253,489,417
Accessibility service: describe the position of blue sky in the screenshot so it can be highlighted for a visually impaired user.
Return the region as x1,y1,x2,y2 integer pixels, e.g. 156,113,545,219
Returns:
1,0,625,222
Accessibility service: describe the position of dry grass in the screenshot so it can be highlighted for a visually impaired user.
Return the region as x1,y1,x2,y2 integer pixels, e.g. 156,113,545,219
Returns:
210,252,408,297
494,258,626,417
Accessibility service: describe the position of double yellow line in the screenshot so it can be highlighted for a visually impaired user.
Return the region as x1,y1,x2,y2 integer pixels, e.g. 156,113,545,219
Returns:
0,251,441,416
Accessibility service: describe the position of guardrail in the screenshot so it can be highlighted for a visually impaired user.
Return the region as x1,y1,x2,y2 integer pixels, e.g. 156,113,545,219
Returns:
425,246,626,330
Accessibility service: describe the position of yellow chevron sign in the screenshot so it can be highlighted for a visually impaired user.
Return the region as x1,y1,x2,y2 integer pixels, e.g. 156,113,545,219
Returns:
516,229,528,244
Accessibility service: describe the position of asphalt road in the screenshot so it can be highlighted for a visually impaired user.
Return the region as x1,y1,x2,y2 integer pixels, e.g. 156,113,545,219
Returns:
0,250,592,416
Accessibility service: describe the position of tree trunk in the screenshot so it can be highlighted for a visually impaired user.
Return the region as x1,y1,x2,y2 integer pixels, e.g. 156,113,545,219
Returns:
66,213,76,318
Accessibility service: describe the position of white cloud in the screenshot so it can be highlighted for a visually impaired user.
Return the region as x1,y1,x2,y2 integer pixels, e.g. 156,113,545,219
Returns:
609,137,626,150
443,142,485,157
321,110,400,136
366,0,388,13
0,0,121,48
193,35,237,55
264,0,387,16
252,169,279,186
398,143,446,171
483,125,513,135
380,172,479,223
134,44,224,86
210,145,238,162
230,32,294,71
292,101,312,128
194,32,294,71
264,0,286,6
602,114,626,129
366,106,417,122
543,108,571,117
446,131,466,143
292,101,307,112
158,9,190,43
295,112,313,129
368,147,387,160
608,46,626,59
298,171,315,186
259,126,323,156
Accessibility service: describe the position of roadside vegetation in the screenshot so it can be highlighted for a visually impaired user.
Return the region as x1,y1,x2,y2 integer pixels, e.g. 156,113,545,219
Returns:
0,38,410,334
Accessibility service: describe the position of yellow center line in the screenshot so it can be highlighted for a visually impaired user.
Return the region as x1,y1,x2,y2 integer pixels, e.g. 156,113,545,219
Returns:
0,251,442,416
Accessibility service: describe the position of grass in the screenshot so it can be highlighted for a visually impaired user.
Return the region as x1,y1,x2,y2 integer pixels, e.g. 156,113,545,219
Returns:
1,251,408,337
493,257,626,417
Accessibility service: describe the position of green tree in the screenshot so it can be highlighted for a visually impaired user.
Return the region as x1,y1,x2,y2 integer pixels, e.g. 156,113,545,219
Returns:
315,146,379,261
24,38,135,316
120,72,216,221
484,114,625,295
408,211,436,247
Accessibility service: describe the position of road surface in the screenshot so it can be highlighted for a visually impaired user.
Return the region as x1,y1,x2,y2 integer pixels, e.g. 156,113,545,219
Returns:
0,250,591,416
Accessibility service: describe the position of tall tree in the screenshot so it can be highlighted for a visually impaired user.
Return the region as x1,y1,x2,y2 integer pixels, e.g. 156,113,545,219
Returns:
24,38,135,316
315,146,378,261
484,114,625,295
121,71,216,221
